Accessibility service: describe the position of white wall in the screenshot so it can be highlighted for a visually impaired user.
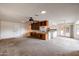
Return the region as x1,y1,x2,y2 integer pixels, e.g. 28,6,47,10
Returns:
0,20,1,38
0,20,26,39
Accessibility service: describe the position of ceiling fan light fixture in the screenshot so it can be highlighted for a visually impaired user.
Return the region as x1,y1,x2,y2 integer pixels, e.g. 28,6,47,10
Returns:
29,17,34,21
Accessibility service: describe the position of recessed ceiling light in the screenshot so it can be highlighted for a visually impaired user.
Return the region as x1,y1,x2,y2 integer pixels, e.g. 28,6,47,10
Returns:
41,11,46,14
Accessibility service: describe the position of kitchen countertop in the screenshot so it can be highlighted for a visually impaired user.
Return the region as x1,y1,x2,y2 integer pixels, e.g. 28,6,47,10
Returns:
31,29,57,34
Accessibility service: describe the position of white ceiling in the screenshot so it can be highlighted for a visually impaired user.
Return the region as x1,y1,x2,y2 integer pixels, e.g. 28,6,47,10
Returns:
0,3,79,24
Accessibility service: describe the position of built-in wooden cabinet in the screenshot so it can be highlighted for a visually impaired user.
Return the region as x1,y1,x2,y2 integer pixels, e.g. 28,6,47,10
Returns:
31,20,48,30
29,20,48,40
30,32,47,40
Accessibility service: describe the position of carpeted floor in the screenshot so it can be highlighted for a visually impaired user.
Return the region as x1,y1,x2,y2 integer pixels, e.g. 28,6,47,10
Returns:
0,37,79,56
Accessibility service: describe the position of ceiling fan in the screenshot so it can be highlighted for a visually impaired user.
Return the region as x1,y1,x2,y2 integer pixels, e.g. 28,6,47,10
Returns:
25,16,39,24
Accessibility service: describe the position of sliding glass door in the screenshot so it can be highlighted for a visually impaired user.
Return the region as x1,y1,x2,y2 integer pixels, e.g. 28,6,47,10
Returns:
74,21,79,39
58,23,72,37
76,24,79,35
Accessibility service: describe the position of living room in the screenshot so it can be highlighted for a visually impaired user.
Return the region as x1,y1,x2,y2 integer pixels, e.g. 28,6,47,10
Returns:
0,3,79,56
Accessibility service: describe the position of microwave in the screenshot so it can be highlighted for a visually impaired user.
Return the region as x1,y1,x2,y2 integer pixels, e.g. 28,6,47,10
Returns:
40,26,47,32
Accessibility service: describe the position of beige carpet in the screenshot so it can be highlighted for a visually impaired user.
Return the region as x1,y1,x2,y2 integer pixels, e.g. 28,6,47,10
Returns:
0,37,79,56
